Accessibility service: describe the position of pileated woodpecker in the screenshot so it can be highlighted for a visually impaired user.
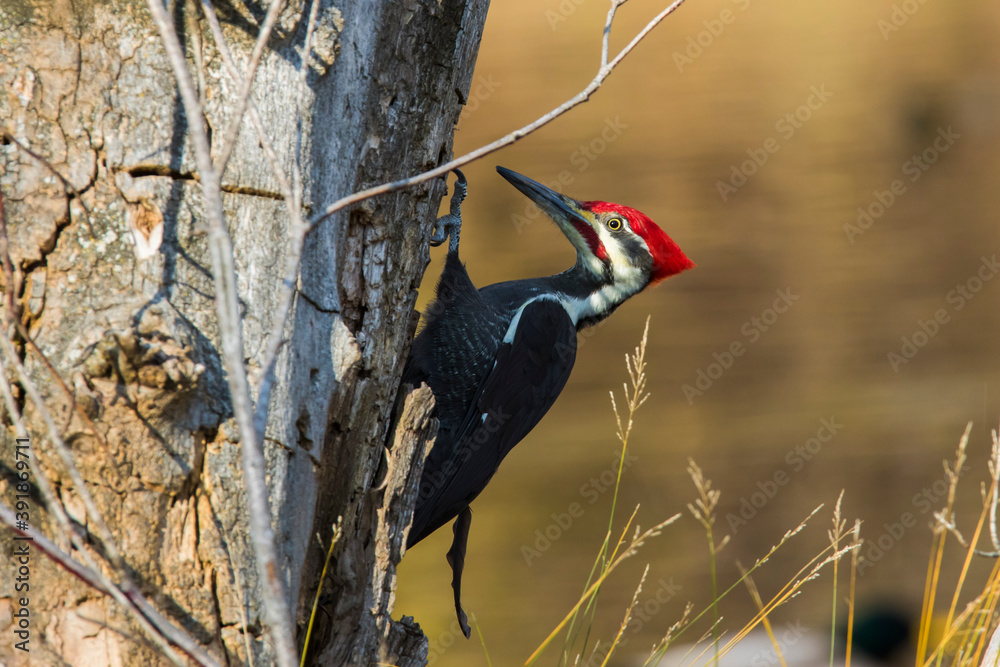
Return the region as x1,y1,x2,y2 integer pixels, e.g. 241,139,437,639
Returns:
402,167,693,636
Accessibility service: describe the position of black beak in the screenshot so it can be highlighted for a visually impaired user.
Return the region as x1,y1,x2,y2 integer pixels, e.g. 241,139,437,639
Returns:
496,167,602,264
496,167,590,226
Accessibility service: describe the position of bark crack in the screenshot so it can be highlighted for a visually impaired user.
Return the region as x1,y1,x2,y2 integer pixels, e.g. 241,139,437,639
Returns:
297,289,340,315
123,165,289,202
1,132,98,285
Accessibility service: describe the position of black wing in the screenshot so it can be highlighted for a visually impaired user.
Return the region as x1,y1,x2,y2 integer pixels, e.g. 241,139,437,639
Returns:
409,298,577,545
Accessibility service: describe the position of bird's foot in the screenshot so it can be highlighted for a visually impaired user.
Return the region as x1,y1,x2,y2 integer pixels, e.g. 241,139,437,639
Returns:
430,169,467,254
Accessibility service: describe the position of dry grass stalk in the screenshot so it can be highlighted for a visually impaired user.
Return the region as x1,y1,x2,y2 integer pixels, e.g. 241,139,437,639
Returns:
559,318,655,666
610,316,651,446
598,565,651,667
738,563,788,667
977,428,1000,557
828,491,847,667
526,512,681,666
845,519,862,667
686,458,729,665
716,504,860,663
644,504,826,666
917,423,972,664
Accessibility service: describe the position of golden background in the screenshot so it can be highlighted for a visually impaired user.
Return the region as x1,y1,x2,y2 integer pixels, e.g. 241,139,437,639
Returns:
396,0,1000,663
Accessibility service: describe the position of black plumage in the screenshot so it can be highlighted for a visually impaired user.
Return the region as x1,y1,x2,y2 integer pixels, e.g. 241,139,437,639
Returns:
404,255,580,546
401,167,694,637
402,252,582,637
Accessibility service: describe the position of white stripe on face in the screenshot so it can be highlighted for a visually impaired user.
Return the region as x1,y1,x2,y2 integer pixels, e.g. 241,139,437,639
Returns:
591,215,647,294
561,211,607,279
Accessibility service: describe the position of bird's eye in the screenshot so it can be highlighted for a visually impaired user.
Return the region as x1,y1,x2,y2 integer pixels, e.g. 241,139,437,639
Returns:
607,217,624,231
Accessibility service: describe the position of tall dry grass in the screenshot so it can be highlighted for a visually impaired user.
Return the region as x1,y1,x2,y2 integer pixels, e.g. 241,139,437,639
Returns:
513,324,1000,667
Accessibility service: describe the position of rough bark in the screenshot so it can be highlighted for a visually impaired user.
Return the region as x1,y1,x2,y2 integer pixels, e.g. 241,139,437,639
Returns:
0,0,487,664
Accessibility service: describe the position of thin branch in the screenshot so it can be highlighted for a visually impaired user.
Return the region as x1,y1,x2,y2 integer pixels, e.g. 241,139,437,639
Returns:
0,315,228,667
213,0,288,175
250,0,319,441
602,0,628,67
0,505,221,667
0,335,199,667
199,0,295,204
0,320,126,569
0,188,17,318
144,1,297,665
189,3,208,103
197,0,310,436
1,131,95,237
306,0,688,231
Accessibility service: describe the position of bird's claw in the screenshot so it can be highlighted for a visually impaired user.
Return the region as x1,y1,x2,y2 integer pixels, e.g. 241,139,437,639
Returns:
429,221,450,247
430,169,467,253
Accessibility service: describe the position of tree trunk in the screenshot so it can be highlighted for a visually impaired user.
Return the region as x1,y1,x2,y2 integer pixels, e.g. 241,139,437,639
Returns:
0,0,487,664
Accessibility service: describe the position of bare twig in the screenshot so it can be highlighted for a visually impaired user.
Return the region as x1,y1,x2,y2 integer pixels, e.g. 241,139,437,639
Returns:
0,504,221,667
250,0,319,441
1,131,95,237
197,0,308,438
144,1,297,664
0,335,210,666
602,0,628,67
0,188,18,317
306,0,689,231
188,2,208,103
213,0,287,175
0,320,129,572
198,0,295,204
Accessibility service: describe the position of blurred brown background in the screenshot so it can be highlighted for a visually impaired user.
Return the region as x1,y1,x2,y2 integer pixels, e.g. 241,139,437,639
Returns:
395,0,1000,663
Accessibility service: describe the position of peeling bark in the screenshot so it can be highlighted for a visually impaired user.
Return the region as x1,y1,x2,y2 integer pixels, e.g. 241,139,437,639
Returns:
0,0,488,664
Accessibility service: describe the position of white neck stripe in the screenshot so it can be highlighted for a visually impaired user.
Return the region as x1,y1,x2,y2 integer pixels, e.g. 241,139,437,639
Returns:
501,277,644,344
